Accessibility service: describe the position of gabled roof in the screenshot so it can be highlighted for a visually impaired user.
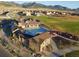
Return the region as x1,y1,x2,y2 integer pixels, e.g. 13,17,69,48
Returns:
32,32,51,43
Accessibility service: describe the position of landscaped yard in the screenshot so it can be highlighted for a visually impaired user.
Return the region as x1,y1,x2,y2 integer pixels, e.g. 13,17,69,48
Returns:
28,15,79,35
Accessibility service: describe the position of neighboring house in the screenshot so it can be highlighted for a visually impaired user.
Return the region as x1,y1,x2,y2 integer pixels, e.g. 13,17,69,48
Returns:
51,11,56,15
18,22,26,29
31,11,43,16
26,11,31,16
36,12,45,16
25,19,40,29
62,12,67,15
70,12,79,16
18,18,26,29
18,18,40,29
46,11,52,16
35,12,41,16
17,11,26,17
36,13,40,16
0,11,9,16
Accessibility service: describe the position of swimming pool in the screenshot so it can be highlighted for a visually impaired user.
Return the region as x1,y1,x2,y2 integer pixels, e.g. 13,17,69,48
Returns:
23,27,48,36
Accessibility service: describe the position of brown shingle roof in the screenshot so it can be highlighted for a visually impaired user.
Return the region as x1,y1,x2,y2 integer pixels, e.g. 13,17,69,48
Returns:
29,32,51,52
27,20,40,25
33,32,51,43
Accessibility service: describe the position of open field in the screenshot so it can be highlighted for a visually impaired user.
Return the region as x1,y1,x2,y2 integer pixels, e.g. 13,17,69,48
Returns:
66,50,79,57
28,15,79,36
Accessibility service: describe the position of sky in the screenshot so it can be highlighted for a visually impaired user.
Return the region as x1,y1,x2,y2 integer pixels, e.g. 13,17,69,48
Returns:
15,1,79,9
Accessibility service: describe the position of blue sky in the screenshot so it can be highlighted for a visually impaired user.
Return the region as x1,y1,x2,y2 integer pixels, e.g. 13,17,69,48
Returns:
15,1,79,9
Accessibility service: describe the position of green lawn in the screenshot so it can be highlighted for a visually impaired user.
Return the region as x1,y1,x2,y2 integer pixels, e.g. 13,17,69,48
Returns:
0,15,79,35
28,15,79,35
66,50,79,57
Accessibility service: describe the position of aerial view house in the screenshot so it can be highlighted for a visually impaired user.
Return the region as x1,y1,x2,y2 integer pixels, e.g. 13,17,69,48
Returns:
0,1,79,57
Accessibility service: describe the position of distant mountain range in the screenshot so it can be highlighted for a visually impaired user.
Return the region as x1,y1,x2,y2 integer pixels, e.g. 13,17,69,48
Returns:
0,1,79,11
22,2,72,11
0,1,21,7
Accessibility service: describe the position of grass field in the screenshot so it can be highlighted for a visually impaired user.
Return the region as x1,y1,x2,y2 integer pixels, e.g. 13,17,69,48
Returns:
0,15,79,35
66,50,79,57
28,15,79,35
